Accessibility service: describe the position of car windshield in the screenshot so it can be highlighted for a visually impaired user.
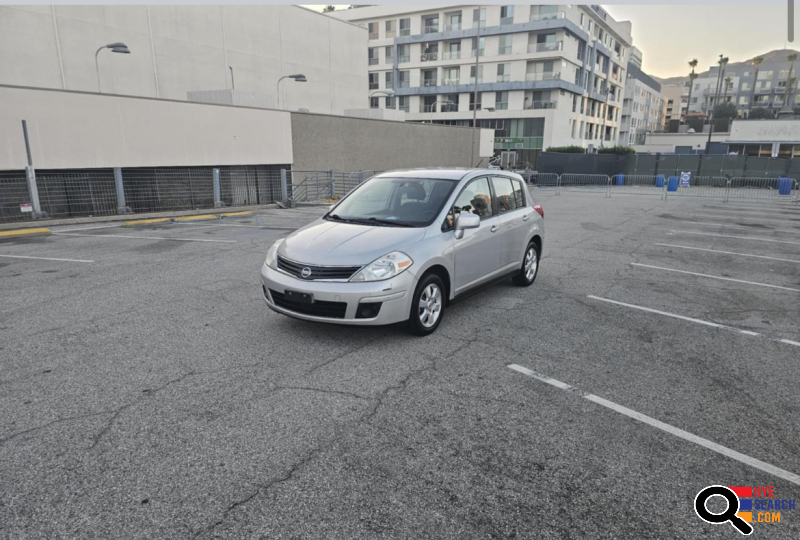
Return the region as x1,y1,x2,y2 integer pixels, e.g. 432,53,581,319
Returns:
325,177,457,227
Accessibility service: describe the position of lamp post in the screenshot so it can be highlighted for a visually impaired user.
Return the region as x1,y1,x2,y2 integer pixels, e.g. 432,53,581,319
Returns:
600,85,612,148
95,42,130,93
470,5,483,166
276,74,307,109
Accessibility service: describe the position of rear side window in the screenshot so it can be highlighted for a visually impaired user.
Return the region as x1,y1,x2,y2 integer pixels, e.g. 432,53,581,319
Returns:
491,177,524,214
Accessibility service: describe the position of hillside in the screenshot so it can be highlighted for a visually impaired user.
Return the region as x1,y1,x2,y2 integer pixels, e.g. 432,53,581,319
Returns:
653,48,800,86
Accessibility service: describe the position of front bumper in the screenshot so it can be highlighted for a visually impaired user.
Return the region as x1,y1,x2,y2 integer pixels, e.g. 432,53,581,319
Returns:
260,263,415,326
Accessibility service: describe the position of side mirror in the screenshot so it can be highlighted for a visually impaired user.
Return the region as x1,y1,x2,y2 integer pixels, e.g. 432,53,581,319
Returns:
453,213,480,240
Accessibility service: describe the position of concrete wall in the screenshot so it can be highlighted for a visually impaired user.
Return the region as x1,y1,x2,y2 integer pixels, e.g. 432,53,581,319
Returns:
0,85,293,170
0,5,366,115
631,132,728,154
290,112,493,171
730,119,800,143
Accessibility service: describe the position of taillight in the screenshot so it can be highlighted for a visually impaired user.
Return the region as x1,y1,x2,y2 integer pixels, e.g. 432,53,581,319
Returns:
533,205,544,218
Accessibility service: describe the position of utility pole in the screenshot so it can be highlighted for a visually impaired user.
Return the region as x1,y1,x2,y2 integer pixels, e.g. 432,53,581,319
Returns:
470,6,482,166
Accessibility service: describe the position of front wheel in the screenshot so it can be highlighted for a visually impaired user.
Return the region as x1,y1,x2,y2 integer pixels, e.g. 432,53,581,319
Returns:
407,273,445,336
513,241,540,287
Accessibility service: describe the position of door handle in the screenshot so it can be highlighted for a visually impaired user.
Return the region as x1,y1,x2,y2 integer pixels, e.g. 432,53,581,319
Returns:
522,214,530,221
490,225,499,233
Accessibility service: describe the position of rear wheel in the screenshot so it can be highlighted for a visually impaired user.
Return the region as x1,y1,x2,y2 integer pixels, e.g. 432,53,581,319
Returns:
513,241,540,287
407,273,445,336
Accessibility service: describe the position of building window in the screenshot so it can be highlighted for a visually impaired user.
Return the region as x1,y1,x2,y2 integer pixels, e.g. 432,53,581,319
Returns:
497,63,510,82
495,91,509,110
423,14,439,33
445,11,462,31
470,64,483,84
399,96,410,112
473,7,486,28
398,45,410,63
472,37,485,57
469,91,482,111
368,48,378,66
580,13,585,27
758,70,773,80
370,97,379,109
385,46,394,64
385,71,394,89
385,20,396,38
368,73,379,90
399,18,411,36
385,96,396,109
499,35,513,55
398,71,410,88
368,22,378,40
500,5,514,25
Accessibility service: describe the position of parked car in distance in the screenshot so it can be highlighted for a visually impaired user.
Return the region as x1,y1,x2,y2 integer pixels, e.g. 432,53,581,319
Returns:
261,169,545,335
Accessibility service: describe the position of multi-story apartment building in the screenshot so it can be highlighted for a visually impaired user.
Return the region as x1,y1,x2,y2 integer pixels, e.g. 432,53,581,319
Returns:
662,84,688,126
685,51,800,118
619,61,664,145
330,4,633,153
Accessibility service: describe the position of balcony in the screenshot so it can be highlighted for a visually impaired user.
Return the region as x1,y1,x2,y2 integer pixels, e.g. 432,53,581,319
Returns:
397,81,410,89
422,79,437,87
471,48,485,58
441,50,461,60
528,41,563,53
469,77,484,84
423,25,440,34
421,52,438,62
525,100,558,110
369,32,379,40
444,23,461,31
398,55,410,63
500,16,514,25
525,71,562,82
441,78,460,86
529,11,565,22
498,46,513,55
497,74,510,82
400,28,410,37
368,58,378,66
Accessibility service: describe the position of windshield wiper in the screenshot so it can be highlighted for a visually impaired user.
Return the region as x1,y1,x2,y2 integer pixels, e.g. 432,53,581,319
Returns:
362,217,415,227
326,214,415,227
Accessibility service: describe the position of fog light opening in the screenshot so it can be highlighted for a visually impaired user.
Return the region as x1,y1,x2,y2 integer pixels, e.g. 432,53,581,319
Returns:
356,302,383,319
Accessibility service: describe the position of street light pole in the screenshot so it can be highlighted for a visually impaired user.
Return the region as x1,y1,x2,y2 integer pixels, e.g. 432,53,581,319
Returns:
470,5,483,166
276,74,307,109
94,42,130,93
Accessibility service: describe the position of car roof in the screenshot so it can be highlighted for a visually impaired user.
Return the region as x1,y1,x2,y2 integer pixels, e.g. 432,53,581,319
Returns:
376,168,521,181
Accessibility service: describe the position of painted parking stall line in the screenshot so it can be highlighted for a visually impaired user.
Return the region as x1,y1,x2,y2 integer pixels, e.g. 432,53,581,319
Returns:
630,263,800,293
673,221,798,234
668,230,800,247
507,364,800,486
654,243,800,264
52,232,236,244
0,254,94,263
587,295,799,348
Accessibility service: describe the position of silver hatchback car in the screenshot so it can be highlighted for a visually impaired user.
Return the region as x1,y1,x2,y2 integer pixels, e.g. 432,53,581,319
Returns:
261,169,544,335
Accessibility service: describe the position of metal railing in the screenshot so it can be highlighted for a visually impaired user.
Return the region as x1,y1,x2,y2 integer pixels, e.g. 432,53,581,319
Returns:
525,100,557,110
525,72,561,82
529,41,563,53
557,174,611,196
421,52,438,62
441,50,461,60
288,170,385,203
530,11,565,22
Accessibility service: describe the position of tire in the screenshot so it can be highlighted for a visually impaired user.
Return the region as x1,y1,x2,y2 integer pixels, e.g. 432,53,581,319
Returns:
513,241,540,287
407,273,445,336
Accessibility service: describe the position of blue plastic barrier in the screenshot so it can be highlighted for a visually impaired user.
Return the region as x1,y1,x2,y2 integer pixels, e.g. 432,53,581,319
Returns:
667,176,679,192
778,177,793,196
616,174,624,186
655,175,665,188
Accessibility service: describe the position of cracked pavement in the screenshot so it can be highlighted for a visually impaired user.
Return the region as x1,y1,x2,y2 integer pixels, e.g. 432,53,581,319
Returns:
1,196,799,539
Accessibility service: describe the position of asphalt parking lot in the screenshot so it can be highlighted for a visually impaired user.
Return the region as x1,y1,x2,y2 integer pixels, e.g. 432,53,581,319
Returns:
2,192,799,539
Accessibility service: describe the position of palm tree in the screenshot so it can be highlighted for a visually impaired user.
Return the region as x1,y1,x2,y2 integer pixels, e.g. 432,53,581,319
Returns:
784,52,798,107
749,56,764,116
684,58,698,122
723,76,733,102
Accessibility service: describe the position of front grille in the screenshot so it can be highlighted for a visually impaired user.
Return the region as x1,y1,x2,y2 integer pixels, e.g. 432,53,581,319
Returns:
269,289,348,319
277,255,361,281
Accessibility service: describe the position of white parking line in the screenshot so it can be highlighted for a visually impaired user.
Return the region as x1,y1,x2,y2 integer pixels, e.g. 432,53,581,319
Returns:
630,263,800,293
52,233,236,243
0,254,94,263
677,221,797,234
655,243,800,264
507,364,800,486
587,295,799,347
669,230,800,247
52,224,122,233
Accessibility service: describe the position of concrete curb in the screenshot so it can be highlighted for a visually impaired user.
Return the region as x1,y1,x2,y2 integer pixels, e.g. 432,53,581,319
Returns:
124,211,256,227
0,205,275,231
0,227,51,238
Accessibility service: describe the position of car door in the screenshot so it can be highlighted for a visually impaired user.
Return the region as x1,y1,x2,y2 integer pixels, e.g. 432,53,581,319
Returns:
491,176,534,270
450,177,503,294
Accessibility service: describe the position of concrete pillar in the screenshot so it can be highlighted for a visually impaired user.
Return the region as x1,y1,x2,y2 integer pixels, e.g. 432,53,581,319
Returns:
25,166,46,219
213,168,224,208
280,169,289,201
113,167,131,214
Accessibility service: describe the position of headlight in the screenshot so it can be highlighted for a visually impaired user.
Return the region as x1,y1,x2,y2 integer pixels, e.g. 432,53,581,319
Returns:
350,251,413,282
265,239,282,269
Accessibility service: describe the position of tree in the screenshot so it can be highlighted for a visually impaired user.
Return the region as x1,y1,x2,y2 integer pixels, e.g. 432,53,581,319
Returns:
749,56,764,115
785,52,798,107
723,76,733,101
713,102,738,120
748,107,772,119
684,58,699,122
322,5,336,12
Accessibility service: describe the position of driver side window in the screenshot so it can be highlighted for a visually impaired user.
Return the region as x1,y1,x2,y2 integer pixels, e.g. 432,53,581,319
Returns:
444,177,494,229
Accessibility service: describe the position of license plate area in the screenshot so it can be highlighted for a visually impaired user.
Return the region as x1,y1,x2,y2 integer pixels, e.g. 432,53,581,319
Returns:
284,290,313,304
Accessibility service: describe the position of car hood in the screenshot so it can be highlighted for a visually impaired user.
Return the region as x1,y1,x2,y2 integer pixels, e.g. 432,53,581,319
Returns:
279,219,426,266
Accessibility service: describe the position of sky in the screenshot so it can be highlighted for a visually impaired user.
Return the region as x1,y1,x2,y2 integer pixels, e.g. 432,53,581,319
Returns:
307,4,798,79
